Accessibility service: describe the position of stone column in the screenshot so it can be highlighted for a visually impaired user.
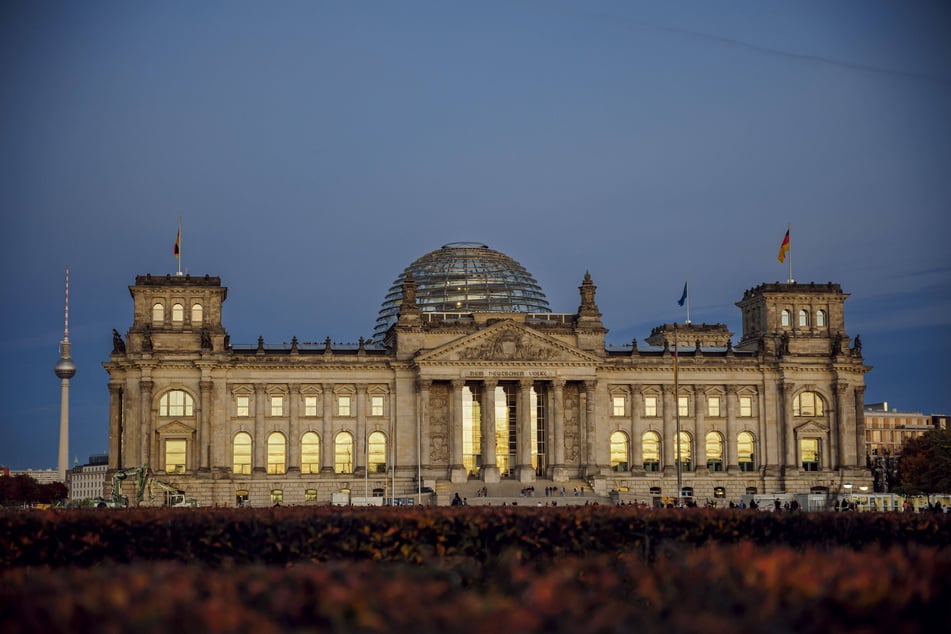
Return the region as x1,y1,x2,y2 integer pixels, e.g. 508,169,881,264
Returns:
854,386,867,468
582,380,598,477
481,380,500,483
287,383,300,473
199,380,213,471
139,380,153,469
662,385,675,474
693,390,705,472
321,384,334,474
516,379,535,483
836,382,853,467
108,383,122,470
253,383,266,473
780,383,795,474
450,379,467,483
551,379,567,482
630,385,644,474
355,384,367,475
725,386,738,472
418,379,431,471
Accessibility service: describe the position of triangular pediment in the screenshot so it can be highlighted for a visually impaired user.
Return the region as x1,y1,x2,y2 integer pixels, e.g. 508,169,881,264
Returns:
794,420,829,435
156,421,195,435
416,320,601,364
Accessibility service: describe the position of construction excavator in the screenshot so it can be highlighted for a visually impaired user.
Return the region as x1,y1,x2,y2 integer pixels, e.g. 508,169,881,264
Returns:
107,465,199,508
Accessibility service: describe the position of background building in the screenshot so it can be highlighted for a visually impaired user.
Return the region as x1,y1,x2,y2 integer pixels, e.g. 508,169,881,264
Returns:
68,454,109,502
103,243,872,506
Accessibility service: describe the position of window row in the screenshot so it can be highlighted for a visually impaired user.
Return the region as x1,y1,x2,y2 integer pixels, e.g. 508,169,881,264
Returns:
609,430,826,473
611,394,756,418
609,430,759,473
152,302,204,325
229,431,388,475
780,308,827,328
154,389,388,419
610,390,826,419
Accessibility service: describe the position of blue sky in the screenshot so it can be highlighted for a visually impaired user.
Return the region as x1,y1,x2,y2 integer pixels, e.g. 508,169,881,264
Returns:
1,1,949,469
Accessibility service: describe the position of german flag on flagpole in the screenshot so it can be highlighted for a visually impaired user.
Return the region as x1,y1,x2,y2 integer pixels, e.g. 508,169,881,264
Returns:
777,228,790,263
174,226,181,257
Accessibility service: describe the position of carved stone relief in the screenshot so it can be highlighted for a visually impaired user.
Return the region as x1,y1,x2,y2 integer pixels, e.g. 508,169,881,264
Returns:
429,383,450,464
458,329,559,361
563,383,580,464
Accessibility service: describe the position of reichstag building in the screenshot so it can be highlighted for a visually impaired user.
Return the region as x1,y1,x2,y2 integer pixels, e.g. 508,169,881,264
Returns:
103,242,872,506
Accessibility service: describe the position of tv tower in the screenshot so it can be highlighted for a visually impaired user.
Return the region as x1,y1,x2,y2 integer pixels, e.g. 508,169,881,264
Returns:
54,266,76,482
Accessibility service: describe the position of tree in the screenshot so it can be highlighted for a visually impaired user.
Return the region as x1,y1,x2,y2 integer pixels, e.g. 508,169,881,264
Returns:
0,474,68,506
895,429,951,494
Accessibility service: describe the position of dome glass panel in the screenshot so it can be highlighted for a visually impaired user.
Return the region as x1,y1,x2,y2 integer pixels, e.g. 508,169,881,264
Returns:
374,242,550,340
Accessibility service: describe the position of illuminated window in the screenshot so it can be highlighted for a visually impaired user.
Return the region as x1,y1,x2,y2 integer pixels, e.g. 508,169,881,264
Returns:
301,432,320,474
338,395,351,417
739,396,753,417
781,309,791,327
304,396,318,417
612,396,625,417
172,303,184,323
798,309,808,327
160,390,194,417
642,431,660,472
370,395,385,417
270,489,283,505
738,431,756,472
713,487,726,499
270,395,284,417
152,303,165,324
801,438,820,471
678,396,689,417
304,488,318,502
610,431,629,471
676,432,692,472
707,396,721,417
191,303,203,325
794,391,825,417
705,432,723,472
165,439,186,474
235,490,249,507
236,395,250,417
816,310,827,327
644,396,658,417
267,433,286,474
233,432,252,474
335,432,353,473
368,431,386,474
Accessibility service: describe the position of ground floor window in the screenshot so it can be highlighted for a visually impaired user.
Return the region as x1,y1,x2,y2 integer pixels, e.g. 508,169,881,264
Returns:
235,489,249,507
270,489,283,505
713,486,726,499
801,438,820,471
304,488,318,502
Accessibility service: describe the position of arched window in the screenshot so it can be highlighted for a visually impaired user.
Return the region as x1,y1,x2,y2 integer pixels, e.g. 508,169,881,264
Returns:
233,432,252,474
191,303,203,325
677,432,692,472
738,431,756,472
267,432,286,474
781,309,791,327
301,432,320,474
610,431,629,471
798,309,809,327
152,303,165,324
335,432,353,473
816,310,827,327
793,391,825,417
642,431,661,472
705,432,723,472
159,390,194,417
368,431,387,474
172,303,184,323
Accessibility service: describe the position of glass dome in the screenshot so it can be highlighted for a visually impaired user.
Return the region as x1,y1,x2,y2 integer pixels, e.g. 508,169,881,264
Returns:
374,242,550,340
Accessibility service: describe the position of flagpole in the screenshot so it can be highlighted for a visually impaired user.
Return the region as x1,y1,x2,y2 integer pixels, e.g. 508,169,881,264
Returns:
685,277,691,325
787,223,793,283
176,216,183,277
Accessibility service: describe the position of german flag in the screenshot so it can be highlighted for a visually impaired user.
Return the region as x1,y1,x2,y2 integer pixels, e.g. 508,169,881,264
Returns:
777,229,790,263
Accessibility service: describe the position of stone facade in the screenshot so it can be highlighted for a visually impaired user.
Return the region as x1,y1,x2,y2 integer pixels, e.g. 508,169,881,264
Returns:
103,271,872,507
